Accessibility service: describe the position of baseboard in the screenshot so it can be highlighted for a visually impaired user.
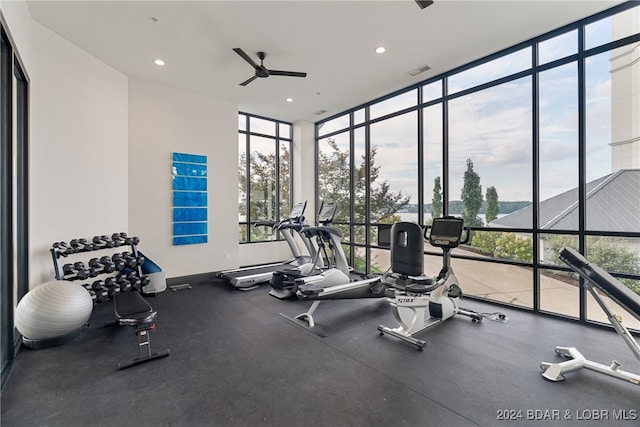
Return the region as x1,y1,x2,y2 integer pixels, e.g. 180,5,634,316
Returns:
166,271,220,287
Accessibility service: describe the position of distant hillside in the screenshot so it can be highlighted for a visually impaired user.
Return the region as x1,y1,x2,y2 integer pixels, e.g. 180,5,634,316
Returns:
403,201,531,215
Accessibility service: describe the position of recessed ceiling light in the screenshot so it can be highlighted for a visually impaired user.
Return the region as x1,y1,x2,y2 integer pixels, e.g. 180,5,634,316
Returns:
375,46,386,54
286,98,293,103
153,59,165,66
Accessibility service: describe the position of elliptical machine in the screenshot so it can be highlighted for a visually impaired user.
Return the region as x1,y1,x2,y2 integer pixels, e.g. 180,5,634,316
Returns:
378,217,482,350
269,201,341,299
217,201,321,290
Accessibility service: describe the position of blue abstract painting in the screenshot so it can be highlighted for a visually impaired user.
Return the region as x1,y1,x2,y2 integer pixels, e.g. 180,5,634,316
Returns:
172,152,208,245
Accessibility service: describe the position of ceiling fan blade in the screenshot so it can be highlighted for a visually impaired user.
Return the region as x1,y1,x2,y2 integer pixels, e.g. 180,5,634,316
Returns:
239,75,258,86
233,48,259,69
268,69,307,78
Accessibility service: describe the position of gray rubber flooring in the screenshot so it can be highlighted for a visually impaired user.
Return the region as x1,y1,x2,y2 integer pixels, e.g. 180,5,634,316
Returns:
1,278,638,426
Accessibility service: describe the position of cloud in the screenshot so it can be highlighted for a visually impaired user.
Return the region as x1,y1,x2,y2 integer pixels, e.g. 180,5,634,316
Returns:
317,44,620,203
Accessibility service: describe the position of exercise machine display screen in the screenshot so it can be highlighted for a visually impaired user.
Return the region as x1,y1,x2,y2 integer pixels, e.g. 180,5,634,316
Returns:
289,201,307,220
430,218,463,245
317,202,338,224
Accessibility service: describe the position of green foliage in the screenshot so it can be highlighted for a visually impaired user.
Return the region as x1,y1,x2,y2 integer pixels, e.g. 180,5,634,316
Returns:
471,231,533,262
239,144,291,242
431,176,442,219
239,145,290,223
461,158,483,227
494,233,533,263
469,231,499,256
318,138,410,227
545,235,640,294
485,186,499,224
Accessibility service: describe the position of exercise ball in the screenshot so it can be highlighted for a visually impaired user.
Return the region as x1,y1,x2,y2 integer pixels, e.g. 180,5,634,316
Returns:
15,280,93,341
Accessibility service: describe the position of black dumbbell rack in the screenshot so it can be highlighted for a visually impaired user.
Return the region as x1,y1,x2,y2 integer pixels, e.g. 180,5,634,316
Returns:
50,233,150,304
49,234,170,369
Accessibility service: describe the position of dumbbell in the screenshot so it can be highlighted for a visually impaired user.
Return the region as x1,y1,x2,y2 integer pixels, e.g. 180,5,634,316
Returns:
88,257,116,274
111,233,126,247
53,241,73,256
62,263,76,276
80,238,97,251
115,274,132,292
75,268,90,281
117,252,136,269
90,280,105,292
69,239,93,252
106,285,120,297
94,287,109,303
124,236,140,246
111,254,125,271
123,254,141,270
125,271,141,287
91,235,111,249
101,261,116,274
62,263,84,280
68,239,82,251
101,277,120,296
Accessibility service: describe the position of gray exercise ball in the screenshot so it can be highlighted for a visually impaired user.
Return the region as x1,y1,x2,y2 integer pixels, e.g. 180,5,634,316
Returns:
15,280,93,340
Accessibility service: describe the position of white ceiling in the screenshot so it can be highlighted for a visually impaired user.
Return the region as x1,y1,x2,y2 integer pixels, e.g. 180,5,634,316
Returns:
26,0,623,123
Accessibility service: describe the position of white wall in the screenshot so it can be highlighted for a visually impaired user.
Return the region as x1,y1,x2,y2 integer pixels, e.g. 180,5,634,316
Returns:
2,2,308,285
293,120,317,216
128,78,239,278
2,3,130,288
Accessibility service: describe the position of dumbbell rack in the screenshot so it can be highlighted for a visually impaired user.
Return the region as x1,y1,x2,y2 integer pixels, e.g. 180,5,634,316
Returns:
50,234,170,369
50,233,150,304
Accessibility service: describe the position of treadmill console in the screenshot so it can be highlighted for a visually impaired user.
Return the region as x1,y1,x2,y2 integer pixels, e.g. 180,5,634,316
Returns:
289,201,307,220
317,201,338,225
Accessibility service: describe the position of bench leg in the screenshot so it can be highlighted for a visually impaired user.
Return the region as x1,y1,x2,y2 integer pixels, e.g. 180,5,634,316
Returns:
118,323,170,370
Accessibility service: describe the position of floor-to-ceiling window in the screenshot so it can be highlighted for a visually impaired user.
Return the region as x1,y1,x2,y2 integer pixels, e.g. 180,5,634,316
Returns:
1,22,29,388
315,2,639,328
238,112,292,243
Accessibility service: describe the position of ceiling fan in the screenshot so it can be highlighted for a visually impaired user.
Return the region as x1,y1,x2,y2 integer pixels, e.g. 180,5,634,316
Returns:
233,48,307,86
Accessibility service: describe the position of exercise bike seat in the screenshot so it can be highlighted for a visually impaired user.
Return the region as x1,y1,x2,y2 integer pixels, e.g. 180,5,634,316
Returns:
405,281,433,294
113,291,157,326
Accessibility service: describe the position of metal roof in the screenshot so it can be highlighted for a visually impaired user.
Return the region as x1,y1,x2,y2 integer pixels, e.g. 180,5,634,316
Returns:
490,169,640,232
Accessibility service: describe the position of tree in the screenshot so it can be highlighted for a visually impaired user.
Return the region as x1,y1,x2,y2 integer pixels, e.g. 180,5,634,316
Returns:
238,145,290,241
461,158,483,227
485,186,499,224
431,176,442,221
317,138,410,225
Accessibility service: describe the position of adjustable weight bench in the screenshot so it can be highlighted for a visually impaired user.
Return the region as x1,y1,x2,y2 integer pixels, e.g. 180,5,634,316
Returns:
111,291,170,370
540,246,640,386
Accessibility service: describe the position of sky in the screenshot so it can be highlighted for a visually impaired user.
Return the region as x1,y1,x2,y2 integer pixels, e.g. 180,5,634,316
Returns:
316,11,637,205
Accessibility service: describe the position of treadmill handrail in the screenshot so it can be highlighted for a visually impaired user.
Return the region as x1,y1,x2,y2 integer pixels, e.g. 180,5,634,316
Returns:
302,225,342,239
254,220,277,228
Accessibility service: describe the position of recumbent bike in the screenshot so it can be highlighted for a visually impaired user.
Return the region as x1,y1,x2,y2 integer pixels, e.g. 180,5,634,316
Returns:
378,217,482,350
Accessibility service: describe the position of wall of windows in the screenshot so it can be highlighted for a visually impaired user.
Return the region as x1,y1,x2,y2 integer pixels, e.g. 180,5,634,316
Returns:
238,112,292,243
1,22,29,388
315,2,639,328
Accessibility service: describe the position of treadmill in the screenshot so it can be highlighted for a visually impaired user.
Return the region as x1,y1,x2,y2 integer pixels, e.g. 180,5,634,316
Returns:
216,201,317,290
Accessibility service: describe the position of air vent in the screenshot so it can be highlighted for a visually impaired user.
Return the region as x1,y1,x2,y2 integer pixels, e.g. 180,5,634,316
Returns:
314,109,328,115
406,64,432,77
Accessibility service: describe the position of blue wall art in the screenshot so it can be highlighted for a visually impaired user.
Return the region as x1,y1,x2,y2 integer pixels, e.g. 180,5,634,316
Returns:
172,152,208,245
